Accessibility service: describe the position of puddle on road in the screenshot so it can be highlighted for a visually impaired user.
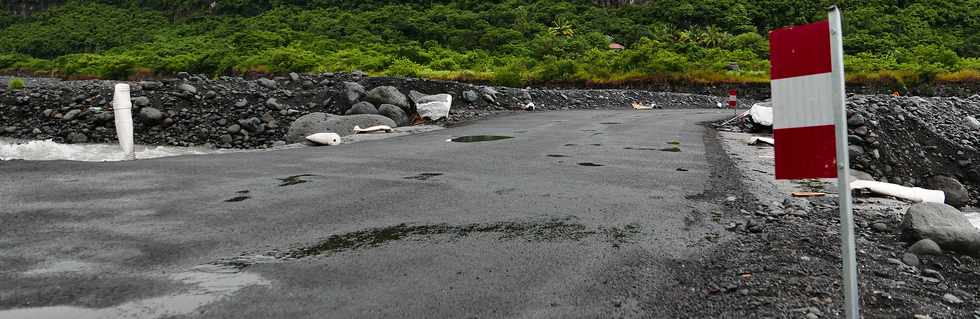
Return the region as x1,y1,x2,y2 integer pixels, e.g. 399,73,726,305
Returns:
578,162,605,167
278,174,317,187
676,168,689,172
0,265,268,319
599,122,624,125
660,146,682,152
404,173,443,181
449,135,514,143
546,154,569,158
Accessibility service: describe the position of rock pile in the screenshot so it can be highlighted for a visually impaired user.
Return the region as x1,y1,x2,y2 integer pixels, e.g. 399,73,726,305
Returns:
901,202,980,256
0,73,734,150
847,94,980,206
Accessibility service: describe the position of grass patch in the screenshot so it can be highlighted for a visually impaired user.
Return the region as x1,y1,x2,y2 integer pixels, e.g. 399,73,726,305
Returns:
7,77,25,90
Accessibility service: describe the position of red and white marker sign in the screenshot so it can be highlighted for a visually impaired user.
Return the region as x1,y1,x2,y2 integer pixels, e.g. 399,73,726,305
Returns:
727,89,737,109
771,9,859,318
770,20,837,179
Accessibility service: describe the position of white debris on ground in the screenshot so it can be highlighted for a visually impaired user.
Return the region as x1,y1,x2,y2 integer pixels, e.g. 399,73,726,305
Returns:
1,125,444,161
0,139,235,161
720,131,980,229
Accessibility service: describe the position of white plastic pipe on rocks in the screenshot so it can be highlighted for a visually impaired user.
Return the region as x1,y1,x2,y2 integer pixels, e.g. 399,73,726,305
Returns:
113,84,136,160
850,180,946,204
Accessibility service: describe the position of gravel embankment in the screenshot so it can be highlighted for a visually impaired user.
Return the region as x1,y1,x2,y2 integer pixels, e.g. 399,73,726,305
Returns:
0,74,738,149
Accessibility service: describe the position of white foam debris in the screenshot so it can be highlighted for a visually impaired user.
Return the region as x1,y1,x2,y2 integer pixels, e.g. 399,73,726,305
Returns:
0,139,228,162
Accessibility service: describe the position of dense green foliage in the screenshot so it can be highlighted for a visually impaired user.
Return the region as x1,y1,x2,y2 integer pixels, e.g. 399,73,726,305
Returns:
0,0,978,86
7,77,25,90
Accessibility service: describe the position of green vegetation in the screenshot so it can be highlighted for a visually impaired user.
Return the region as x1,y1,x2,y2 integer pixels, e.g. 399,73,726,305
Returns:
0,0,978,87
7,77,24,90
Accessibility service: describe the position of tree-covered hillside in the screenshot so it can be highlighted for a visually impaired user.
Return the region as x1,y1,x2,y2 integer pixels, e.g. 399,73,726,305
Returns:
0,0,978,87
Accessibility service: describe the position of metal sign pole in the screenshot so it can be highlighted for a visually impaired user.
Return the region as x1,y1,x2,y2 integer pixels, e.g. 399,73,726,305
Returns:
828,6,859,318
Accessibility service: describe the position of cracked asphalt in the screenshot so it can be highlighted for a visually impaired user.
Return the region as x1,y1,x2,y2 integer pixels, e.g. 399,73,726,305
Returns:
1,109,735,318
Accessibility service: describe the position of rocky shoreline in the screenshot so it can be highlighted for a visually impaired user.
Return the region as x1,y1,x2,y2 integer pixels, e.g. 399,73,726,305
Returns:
0,74,737,149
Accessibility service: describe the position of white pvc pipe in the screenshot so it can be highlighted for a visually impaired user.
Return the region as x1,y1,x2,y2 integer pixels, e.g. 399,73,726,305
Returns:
850,180,946,204
113,84,136,160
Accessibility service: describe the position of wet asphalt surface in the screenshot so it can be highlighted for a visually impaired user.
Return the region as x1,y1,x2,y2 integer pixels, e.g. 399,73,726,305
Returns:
1,110,734,318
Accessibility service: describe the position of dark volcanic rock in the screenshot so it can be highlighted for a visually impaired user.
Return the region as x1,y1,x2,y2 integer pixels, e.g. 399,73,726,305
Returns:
343,82,366,106
365,86,410,112
928,175,971,207
345,101,378,115
66,132,88,144
132,96,150,107
139,107,164,124
258,78,277,89
378,104,409,126
463,90,479,103
177,83,197,95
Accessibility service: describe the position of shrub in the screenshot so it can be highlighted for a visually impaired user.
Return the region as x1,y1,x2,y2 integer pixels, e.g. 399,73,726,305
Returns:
8,78,25,90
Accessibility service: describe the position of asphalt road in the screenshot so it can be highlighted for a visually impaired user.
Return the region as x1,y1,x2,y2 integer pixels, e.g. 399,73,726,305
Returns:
1,109,734,318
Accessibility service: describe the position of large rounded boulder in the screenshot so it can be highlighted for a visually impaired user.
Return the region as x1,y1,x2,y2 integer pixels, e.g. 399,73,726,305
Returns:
928,175,971,207
901,202,980,256
378,104,409,126
345,101,379,115
286,113,396,143
365,86,411,112
343,82,366,106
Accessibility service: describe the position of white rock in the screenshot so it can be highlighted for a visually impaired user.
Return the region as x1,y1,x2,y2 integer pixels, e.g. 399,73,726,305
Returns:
305,132,341,146
416,94,452,121
966,116,980,130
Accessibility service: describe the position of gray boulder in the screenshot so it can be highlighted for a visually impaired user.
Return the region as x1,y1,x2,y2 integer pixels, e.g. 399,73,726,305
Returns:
139,81,163,90
480,86,499,104
928,175,971,207
132,96,150,107
139,107,164,124
366,86,410,112
901,202,980,256
286,113,396,143
266,98,285,110
257,78,277,89
378,104,409,126
909,238,942,255
966,116,980,130
66,132,88,144
345,101,378,115
238,117,264,133
409,90,427,104
463,90,479,103
289,72,300,82
177,83,197,95
62,109,81,121
343,82,366,106
848,169,875,183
